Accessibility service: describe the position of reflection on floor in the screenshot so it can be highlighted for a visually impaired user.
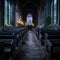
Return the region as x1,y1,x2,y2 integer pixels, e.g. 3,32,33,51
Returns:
15,31,47,60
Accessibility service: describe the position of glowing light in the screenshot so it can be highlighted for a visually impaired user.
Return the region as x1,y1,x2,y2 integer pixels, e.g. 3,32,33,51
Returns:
32,23,34,26
16,16,24,26
25,22,27,26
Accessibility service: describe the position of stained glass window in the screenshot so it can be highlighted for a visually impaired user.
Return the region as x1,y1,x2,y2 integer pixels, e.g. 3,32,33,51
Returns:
27,13,33,25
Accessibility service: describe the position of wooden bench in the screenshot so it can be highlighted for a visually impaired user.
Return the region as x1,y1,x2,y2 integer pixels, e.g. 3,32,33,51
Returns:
0,28,27,59
45,31,60,57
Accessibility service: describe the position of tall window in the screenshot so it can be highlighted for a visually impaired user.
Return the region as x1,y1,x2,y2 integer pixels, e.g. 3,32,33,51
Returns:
4,0,12,26
54,0,57,25
9,3,12,25
4,0,8,25
51,1,54,25
51,0,57,25
26,13,33,25
9,4,13,25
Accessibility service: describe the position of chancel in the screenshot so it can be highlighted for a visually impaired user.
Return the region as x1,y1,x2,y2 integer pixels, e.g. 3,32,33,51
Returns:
0,0,60,60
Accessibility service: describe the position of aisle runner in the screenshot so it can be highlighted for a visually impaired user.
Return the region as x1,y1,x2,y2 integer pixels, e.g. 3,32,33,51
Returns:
15,31,47,60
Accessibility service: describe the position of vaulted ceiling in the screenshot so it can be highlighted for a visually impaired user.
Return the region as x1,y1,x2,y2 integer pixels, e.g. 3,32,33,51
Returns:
16,0,48,25
17,0,45,14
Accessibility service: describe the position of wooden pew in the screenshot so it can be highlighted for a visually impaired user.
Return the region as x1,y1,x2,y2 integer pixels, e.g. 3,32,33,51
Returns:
0,31,16,59
0,28,27,60
45,31,60,57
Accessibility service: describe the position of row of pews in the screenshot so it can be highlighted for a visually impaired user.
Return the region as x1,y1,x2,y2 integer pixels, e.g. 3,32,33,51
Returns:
0,27,27,60
33,27,60,58
44,29,60,58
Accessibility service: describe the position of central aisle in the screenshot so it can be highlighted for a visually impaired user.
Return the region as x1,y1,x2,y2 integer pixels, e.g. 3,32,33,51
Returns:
15,31,47,60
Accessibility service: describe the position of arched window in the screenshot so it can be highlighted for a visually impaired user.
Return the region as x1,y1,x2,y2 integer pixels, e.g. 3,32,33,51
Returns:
4,0,8,25
51,0,57,25
9,3,12,25
54,0,57,25
26,13,33,25
4,0,12,26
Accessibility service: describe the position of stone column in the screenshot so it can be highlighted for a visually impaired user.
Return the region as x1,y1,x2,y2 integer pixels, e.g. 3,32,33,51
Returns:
51,0,54,25
48,1,51,16
0,0,4,27
58,0,60,25
11,2,16,26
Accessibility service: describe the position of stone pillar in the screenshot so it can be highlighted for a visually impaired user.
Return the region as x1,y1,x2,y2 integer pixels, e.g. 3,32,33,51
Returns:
58,0,60,25
0,0,4,27
51,0,54,25
48,1,51,16
56,0,58,25
11,2,16,26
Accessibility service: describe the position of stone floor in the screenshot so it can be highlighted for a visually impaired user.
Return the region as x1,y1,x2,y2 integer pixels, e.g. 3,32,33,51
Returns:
15,31,47,60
